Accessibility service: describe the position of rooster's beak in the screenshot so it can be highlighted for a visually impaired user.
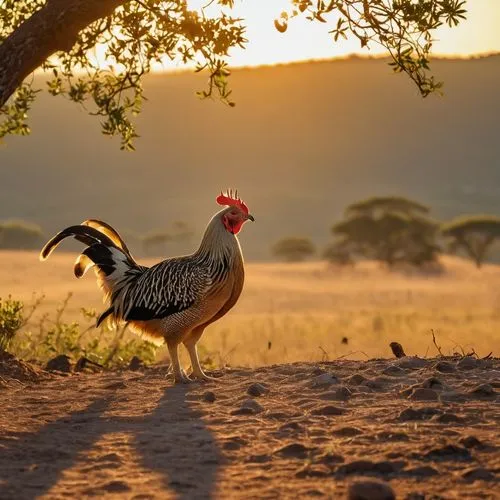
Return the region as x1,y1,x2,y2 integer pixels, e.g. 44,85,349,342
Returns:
247,214,255,222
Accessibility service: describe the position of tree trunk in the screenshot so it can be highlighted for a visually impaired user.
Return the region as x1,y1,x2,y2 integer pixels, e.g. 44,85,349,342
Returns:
0,0,127,107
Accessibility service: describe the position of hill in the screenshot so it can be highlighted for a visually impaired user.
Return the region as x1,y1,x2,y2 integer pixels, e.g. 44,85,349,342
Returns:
1,56,500,260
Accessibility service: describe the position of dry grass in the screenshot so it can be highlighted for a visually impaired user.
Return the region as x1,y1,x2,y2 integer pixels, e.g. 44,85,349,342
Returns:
1,251,499,367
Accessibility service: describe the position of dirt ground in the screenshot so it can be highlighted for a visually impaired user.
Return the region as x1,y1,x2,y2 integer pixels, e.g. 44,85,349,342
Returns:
1,355,498,499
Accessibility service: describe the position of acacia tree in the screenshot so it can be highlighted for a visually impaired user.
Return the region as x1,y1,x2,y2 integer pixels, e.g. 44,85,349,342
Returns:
0,0,467,150
332,196,440,267
442,215,500,268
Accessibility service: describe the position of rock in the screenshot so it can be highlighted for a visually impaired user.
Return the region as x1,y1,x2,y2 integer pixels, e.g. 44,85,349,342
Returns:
332,426,363,437
421,377,445,390
311,404,346,416
231,399,263,415
377,431,409,442
247,382,269,397
279,421,305,433
405,465,440,477
337,460,404,475
310,373,339,388
275,443,313,459
318,452,344,465
364,377,391,390
457,356,478,370
469,383,496,397
382,365,407,376
395,356,428,369
295,464,330,478
128,356,143,371
434,360,456,373
462,467,495,481
459,436,484,449
424,444,472,462
202,391,216,403
321,386,352,401
45,354,72,373
433,412,464,424
398,407,441,421
405,494,425,500
347,480,395,500
408,388,439,401
348,374,367,385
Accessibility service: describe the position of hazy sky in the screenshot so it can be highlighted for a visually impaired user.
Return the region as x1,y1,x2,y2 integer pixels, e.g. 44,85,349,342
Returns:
184,0,500,67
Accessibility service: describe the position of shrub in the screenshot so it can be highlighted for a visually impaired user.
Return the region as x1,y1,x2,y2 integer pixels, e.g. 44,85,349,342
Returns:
272,237,316,262
0,297,24,351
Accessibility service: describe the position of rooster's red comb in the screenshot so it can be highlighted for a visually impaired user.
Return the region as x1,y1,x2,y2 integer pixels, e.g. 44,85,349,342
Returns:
216,189,249,214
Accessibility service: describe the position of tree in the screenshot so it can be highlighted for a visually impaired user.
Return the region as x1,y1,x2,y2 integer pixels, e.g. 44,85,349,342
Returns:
272,237,316,262
441,215,500,268
332,196,440,267
0,220,44,250
0,1,467,149
322,241,354,266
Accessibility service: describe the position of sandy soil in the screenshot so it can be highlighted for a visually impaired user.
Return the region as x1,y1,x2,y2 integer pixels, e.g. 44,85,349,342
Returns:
1,355,498,499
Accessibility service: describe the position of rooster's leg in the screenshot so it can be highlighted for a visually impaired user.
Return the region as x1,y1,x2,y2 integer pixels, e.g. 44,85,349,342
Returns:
183,329,217,381
167,340,191,384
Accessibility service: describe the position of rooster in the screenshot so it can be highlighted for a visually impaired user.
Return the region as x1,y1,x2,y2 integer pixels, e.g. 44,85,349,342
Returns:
40,190,254,383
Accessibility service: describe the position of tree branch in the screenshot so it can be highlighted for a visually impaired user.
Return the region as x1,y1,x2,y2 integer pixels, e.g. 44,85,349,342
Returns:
0,0,127,107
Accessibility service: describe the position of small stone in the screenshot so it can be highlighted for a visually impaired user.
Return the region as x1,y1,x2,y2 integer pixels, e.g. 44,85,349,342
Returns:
310,373,339,388
421,377,445,390
462,467,495,481
405,494,425,500
434,360,456,373
469,383,496,397
242,399,263,412
424,444,472,462
347,480,395,500
364,377,391,390
311,405,346,416
395,357,428,369
247,383,269,397
318,452,344,465
45,354,72,373
457,356,478,370
275,443,313,459
203,391,216,403
332,426,363,437
128,356,143,371
348,374,367,385
460,436,484,449
398,407,441,421
377,431,409,442
409,388,439,401
295,465,330,478
433,412,463,424
406,465,439,477
382,365,406,376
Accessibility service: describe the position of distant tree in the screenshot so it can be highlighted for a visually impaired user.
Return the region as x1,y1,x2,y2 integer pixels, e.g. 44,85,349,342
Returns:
0,1,467,149
332,196,440,267
142,231,171,257
441,215,500,268
322,241,353,266
272,237,316,263
0,220,44,250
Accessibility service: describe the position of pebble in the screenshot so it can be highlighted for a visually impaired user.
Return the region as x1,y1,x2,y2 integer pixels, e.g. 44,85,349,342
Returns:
395,357,428,369
311,405,346,416
332,426,363,437
275,442,313,459
382,365,407,376
202,391,216,403
408,388,439,401
432,412,464,424
469,383,496,397
434,360,456,373
405,465,439,477
424,444,472,462
460,436,484,449
457,356,478,370
398,407,441,421
247,382,269,397
348,374,367,385
310,373,339,388
45,354,72,373
347,480,395,500
462,467,495,481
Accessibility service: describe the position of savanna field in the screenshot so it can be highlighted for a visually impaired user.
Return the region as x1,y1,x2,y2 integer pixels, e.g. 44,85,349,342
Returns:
2,251,499,365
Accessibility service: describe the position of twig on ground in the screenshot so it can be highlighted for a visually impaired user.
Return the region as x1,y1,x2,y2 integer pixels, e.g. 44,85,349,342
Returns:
334,350,369,360
318,346,329,362
430,329,444,357
482,351,493,360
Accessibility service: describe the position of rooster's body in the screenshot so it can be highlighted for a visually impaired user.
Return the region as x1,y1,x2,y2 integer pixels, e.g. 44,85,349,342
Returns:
40,191,254,383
